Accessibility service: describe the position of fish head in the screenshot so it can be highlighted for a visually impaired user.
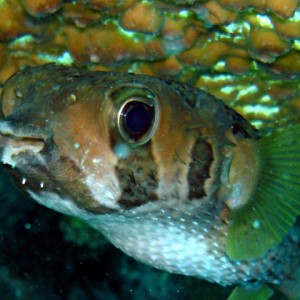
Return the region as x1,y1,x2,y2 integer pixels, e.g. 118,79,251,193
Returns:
0,65,216,215
0,66,120,214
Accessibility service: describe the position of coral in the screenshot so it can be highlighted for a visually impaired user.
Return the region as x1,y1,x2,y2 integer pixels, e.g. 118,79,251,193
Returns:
0,0,299,132
22,0,62,17
121,2,163,34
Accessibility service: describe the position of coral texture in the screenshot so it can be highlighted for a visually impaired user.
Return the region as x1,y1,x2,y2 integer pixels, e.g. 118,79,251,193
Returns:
0,0,300,130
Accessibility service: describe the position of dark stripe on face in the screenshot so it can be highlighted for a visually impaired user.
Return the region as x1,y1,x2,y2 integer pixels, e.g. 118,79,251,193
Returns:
113,142,158,209
188,135,213,200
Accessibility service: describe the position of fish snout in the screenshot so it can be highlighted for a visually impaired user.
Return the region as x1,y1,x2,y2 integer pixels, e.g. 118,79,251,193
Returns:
0,119,53,168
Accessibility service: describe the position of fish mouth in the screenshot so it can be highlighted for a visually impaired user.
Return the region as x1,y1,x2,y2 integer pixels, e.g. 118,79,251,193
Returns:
0,119,52,168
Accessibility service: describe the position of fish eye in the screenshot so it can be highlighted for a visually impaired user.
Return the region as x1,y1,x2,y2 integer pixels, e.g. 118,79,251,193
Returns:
120,100,154,136
118,99,156,144
112,86,159,145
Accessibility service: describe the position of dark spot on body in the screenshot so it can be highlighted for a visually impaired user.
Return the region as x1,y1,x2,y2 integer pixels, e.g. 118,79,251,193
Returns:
114,143,158,209
188,136,213,199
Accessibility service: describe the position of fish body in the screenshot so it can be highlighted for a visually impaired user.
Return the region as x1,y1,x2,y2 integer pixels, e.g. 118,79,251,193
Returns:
1,64,300,299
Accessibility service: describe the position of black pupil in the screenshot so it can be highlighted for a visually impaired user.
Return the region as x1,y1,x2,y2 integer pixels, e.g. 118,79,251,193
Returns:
122,101,154,140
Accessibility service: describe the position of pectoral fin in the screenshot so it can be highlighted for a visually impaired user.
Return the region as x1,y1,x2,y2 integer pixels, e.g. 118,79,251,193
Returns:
228,285,274,300
227,124,300,260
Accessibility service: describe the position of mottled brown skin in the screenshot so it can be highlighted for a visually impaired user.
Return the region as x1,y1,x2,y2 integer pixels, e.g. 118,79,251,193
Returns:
0,64,299,295
0,64,258,211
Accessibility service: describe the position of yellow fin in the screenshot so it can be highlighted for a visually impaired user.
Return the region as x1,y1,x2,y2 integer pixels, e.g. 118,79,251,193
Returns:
227,124,300,260
228,285,274,300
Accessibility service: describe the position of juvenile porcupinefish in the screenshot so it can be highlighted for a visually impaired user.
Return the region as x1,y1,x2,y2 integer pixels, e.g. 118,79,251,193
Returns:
1,64,300,300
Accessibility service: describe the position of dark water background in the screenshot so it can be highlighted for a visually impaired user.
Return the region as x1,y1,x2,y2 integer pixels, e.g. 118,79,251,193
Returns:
0,166,285,300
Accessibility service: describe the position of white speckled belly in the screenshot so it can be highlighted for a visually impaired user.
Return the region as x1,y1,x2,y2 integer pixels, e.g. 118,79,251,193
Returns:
96,213,231,283
28,190,279,286
29,190,230,282
89,201,246,286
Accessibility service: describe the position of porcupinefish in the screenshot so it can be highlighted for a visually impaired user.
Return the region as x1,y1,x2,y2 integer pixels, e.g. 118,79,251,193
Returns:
0,64,300,300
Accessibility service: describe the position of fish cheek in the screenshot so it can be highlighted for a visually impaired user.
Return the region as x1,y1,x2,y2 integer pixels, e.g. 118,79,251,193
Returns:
148,102,198,201
41,136,118,214
44,105,122,212
44,156,113,213
15,153,113,214
3,160,65,205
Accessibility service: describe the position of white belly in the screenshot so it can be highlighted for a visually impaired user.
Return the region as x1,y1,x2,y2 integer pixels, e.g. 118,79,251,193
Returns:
28,190,250,286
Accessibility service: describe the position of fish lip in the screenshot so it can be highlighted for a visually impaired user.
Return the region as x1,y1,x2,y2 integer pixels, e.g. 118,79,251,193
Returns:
0,119,53,167
0,119,52,140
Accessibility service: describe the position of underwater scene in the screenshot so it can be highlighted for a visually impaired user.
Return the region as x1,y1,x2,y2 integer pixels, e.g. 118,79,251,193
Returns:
1,0,300,299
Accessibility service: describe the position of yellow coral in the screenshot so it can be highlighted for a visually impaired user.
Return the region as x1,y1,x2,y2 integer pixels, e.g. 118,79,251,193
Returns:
0,0,300,130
